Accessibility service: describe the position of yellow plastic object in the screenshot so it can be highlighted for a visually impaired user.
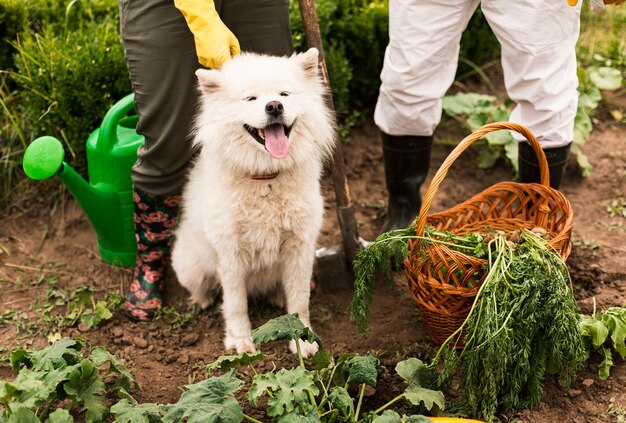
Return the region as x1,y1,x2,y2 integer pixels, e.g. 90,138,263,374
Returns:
174,0,240,69
429,418,485,423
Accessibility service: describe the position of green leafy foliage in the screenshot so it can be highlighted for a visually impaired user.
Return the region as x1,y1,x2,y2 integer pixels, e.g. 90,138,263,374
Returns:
442,93,517,172
11,21,130,175
579,307,626,379
251,313,322,347
351,225,489,335
430,231,585,422
350,225,417,335
114,314,442,422
206,351,264,374
162,370,244,423
342,354,379,387
395,358,444,412
370,410,432,423
0,338,135,423
110,398,164,423
249,367,319,417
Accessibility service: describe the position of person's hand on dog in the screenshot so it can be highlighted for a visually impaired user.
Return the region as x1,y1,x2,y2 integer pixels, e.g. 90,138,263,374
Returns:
174,0,241,69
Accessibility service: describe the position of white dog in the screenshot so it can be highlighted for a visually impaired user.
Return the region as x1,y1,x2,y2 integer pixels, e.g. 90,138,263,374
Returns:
171,48,335,357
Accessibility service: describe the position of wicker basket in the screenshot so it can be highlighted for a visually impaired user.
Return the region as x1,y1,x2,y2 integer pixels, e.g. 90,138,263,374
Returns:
404,123,574,346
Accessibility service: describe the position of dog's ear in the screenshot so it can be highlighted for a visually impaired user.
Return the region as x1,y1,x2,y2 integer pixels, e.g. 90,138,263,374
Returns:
295,48,319,78
195,69,223,94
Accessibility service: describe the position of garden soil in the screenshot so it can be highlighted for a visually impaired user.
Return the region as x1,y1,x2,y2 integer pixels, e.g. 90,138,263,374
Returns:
1,97,625,421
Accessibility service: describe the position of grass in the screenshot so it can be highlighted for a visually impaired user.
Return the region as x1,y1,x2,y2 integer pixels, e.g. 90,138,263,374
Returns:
578,3,626,65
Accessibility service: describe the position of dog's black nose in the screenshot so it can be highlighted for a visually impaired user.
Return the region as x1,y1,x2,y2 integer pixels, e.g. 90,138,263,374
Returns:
265,101,283,117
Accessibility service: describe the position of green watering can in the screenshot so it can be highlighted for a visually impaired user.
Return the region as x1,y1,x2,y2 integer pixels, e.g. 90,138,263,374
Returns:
22,94,144,268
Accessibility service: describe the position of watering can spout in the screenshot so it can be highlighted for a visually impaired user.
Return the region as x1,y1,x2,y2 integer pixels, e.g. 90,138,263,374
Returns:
23,136,137,267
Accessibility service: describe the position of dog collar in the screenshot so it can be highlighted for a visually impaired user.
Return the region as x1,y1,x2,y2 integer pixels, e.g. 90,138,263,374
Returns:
251,171,279,180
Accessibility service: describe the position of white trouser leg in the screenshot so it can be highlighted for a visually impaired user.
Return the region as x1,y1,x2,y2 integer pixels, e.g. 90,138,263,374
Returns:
374,0,480,136
481,0,581,148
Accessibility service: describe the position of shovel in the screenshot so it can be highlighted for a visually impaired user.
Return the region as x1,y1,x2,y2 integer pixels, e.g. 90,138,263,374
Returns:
298,0,364,291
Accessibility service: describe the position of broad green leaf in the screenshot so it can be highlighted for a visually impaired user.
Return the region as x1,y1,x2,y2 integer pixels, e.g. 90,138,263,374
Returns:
64,359,108,423
206,351,264,373
46,409,73,423
10,348,32,371
372,410,402,423
90,347,137,391
598,347,614,380
588,67,623,90
571,144,592,178
475,146,500,169
310,348,334,370
580,316,609,347
372,412,432,423
484,129,514,147
328,387,353,418
403,386,445,411
81,302,113,328
31,338,82,371
466,112,488,131
7,408,39,423
343,354,379,387
395,358,432,388
578,88,601,111
250,367,319,417
604,312,626,359
573,104,593,145
248,372,279,407
251,314,322,346
162,370,243,423
442,93,496,116
7,369,57,410
111,398,164,423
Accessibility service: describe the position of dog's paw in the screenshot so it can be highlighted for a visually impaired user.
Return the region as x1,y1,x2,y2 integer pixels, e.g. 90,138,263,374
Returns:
289,339,319,358
189,294,214,310
224,335,256,354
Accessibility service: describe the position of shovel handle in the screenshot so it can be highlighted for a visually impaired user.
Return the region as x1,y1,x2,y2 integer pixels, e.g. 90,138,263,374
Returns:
298,0,360,265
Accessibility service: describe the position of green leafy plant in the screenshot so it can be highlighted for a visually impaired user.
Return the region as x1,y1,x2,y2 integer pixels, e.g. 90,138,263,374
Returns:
0,338,136,422
351,228,586,422
441,93,517,172
579,305,626,380
112,314,445,422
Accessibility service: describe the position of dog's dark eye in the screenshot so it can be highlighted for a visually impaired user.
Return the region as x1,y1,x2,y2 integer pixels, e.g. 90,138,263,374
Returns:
245,96,257,101
280,91,290,97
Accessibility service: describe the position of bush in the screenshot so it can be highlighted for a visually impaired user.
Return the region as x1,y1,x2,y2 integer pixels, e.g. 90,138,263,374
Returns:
0,0,118,72
11,19,130,174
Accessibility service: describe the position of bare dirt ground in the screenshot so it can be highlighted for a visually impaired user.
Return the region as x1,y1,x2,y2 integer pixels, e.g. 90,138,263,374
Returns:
0,92,625,421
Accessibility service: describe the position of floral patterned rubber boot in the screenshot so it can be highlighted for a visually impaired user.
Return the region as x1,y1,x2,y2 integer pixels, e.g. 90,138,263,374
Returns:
124,188,181,321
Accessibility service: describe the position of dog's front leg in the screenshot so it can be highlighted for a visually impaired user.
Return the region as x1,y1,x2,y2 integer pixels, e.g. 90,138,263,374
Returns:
281,242,319,358
218,264,256,354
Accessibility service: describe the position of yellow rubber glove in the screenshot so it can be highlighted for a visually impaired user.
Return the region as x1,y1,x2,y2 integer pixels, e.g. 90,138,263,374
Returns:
174,0,240,69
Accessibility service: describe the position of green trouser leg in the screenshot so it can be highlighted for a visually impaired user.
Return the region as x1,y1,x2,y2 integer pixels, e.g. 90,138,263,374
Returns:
119,0,292,196
119,0,292,319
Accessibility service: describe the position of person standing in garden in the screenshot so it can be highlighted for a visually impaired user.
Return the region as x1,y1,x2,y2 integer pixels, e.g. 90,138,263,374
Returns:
374,0,613,232
119,0,292,321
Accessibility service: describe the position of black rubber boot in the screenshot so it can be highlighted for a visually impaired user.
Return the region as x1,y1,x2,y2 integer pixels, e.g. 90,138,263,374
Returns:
518,142,572,190
381,132,433,231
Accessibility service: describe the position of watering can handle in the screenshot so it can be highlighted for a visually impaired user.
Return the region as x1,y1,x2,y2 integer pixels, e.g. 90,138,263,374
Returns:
97,93,137,153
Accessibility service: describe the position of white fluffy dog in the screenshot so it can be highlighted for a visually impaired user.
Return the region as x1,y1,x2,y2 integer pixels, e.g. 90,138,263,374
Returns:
171,48,335,357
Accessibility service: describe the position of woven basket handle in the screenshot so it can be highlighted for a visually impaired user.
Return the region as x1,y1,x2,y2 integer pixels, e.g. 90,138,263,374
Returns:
415,122,549,237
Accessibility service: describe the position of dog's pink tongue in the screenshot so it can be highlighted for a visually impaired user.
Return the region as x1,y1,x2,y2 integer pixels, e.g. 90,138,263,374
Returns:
264,125,289,159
